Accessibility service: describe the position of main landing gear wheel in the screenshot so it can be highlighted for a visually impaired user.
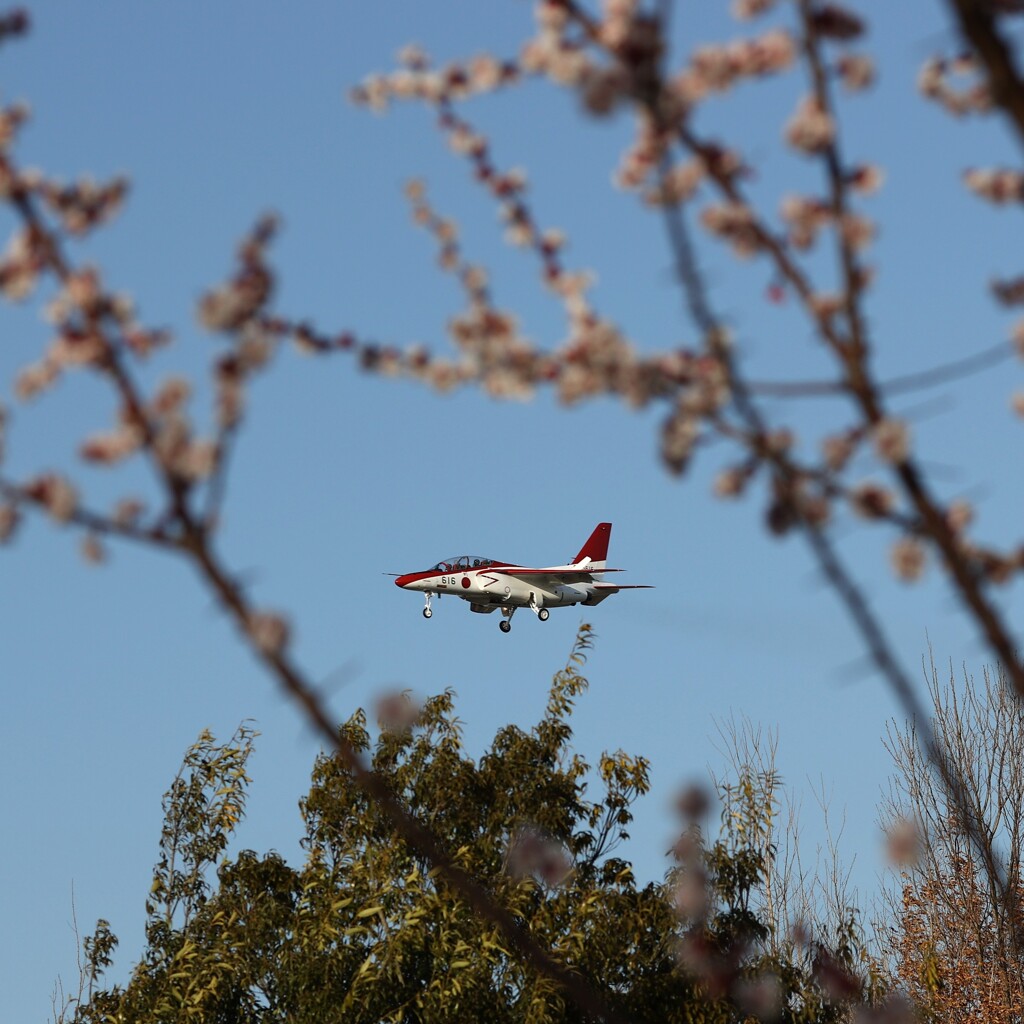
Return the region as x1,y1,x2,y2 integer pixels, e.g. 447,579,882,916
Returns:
423,607,432,619
499,620,512,633
538,608,550,621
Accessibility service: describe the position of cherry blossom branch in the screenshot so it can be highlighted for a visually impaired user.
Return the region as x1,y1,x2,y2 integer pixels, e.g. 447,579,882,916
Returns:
668,0,1024,942
349,12,1024,593
560,0,1024,681
657,163,1024,952
0,477,174,551
794,0,871,372
0,116,630,1024
946,0,1024,147
792,5,1024,700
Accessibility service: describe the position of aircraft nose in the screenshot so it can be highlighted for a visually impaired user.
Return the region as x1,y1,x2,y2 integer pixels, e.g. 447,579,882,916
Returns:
395,573,414,589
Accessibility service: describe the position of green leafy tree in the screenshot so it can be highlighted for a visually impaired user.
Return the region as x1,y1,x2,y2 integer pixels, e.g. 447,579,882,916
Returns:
64,630,885,1023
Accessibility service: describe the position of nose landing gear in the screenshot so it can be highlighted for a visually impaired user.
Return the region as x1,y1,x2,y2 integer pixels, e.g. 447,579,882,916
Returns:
422,594,433,619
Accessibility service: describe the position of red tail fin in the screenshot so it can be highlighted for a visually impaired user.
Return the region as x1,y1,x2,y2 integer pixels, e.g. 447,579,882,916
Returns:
571,523,611,566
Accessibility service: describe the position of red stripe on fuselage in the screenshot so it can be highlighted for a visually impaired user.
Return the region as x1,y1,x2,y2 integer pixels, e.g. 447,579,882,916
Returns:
394,564,518,589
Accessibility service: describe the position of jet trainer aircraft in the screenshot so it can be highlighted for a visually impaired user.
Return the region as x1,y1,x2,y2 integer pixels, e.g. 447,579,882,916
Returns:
391,523,652,632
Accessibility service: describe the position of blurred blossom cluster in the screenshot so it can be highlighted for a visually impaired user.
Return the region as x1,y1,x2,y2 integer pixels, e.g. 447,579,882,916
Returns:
884,816,921,868
505,825,573,887
373,689,422,733
348,0,1024,618
918,53,993,116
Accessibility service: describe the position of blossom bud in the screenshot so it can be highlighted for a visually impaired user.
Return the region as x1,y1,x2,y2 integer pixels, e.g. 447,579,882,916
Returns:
837,53,875,91
247,610,291,656
873,417,910,464
785,96,835,154
81,533,106,565
0,502,19,543
26,473,78,523
885,817,921,866
890,536,926,582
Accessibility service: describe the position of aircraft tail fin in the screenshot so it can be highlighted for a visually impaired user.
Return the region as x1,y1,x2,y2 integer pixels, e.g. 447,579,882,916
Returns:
571,522,611,569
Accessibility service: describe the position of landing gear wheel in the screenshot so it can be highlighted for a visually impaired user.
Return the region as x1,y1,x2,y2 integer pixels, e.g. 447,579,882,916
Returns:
538,608,550,621
499,620,512,633
423,607,433,619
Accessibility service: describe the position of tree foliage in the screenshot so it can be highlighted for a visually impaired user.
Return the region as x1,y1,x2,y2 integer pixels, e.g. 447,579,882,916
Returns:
62,630,884,1023
883,660,1024,1023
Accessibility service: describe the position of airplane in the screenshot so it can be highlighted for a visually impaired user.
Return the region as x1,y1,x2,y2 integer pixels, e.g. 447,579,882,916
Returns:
390,522,652,632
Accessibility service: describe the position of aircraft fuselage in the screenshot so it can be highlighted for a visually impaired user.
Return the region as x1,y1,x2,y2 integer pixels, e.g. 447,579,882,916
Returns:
395,567,596,610
391,524,651,631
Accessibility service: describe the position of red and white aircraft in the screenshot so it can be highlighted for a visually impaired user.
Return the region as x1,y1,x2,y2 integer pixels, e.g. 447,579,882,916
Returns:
392,523,652,632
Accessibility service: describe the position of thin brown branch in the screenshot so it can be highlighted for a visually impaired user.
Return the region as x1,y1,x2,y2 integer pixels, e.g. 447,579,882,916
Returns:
657,159,1024,955
0,476,177,549
796,0,868,370
3,164,632,1024
947,0,1024,148
552,0,855,358
796,5,1024,708
9,185,195,528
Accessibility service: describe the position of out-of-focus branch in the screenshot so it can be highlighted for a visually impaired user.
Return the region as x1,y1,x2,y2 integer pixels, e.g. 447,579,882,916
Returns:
0,477,176,549
795,4,1024,707
658,178,1024,952
557,0,859,357
947,0,1024,148
649,4,1024,948
795,0,869,368
8,187,195,531
0,148,631,1024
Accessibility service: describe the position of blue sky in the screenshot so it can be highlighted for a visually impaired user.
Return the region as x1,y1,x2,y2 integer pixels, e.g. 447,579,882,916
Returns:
2,2,1023,1017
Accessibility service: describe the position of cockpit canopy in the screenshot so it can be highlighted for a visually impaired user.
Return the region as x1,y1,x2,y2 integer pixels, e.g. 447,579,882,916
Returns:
429,555,496,572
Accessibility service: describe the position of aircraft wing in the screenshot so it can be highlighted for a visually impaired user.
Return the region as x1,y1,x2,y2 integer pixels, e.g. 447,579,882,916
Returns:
497,567,626,579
